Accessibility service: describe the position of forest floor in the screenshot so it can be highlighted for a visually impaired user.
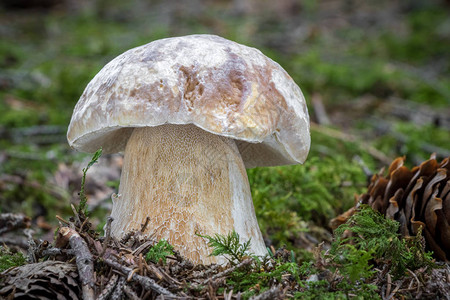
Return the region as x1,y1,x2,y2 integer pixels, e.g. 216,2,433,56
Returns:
0,0,449,299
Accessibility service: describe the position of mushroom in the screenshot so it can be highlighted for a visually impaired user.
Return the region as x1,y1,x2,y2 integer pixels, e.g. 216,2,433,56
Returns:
67,35,310,264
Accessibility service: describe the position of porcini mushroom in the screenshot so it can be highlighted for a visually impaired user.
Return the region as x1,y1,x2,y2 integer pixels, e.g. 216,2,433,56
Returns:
67,35,310,264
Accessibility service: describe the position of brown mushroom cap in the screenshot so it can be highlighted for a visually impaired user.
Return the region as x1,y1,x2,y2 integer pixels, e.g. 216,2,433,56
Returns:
67,34,310,168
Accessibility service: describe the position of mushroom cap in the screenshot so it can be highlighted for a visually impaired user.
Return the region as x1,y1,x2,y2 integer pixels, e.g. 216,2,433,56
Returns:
67,34,310,168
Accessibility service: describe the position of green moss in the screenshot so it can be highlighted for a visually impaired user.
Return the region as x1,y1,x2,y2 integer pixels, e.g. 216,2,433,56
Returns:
0,247,26,272
145,239,175,265
202,230,381,299
374,121,450,162
330,205,434,279
249,150,368,252
295,280,379,300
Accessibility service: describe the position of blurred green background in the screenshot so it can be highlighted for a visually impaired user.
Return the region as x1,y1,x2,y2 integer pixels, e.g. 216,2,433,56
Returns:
0,0,449,259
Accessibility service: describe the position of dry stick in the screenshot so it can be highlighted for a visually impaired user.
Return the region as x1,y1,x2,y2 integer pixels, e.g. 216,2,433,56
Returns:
97,274,119,300
56,215,71,225
311,122,392,165
224,289,233,300
189,264,221,279
59,227,95,300
407,269,421,294
370,118,450,160
203,258,252,285
71,204,82,226
140,216,151,232
0,236,29,249
100,216,114,257
111,277,125,300
312,93,331,126
0,213,31,235
79,216,90,232
248,285,283,300
148,263,182,286
123,284,141,300
25,229,38,263
386,280,404,300
385,273,392,300
41,247,63,256
103,257,176,297
132,240,155,256
120,231,135,244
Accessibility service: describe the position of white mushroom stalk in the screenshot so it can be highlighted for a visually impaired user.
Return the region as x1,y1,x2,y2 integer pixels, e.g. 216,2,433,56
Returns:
67,34,310,265
111,125,266,264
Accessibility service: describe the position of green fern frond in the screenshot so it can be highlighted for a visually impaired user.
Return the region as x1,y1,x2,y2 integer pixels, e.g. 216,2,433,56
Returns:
145,239,174,264
197,230,253,264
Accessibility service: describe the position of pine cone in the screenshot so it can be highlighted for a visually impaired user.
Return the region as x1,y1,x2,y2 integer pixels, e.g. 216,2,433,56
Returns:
0,260,80,299
331,155,450,261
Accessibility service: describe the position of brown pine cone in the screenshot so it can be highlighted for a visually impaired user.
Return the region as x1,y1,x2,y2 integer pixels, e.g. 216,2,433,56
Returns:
0,260,81,299
331,154,450,261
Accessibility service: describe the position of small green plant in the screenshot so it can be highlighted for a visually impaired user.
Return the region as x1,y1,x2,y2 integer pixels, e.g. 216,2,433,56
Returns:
0,246,26,272
248,152,369,259
330,205,434,279
294,280,380,300
145,239,174,264
338,244,375,283
198,230,253,264
197,230,385,299
78,148,102,215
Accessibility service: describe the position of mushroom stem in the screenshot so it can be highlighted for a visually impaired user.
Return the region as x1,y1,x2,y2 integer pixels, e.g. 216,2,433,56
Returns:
110,124,267,264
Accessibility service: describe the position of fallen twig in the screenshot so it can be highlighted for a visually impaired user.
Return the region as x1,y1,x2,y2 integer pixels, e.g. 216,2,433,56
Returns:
111,276,125,300
203,258,253,285
140,216,151,232
311,122,392,164
407,269,421,295
123,283,141,300
55,215,71,226
103,257,176,297
41,247,63,256
25,229,37,263
97,274,119,300
0,236,29,249
0,213,31,235
100,216,114,257
58,227,95,300
249,285,283,300
312,93,331,126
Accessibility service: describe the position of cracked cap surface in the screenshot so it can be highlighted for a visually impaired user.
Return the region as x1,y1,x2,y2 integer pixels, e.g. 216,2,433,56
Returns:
67,34,310,168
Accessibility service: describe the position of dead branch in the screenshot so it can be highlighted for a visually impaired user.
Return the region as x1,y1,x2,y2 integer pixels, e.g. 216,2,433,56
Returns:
140,216,151,232
41,247,63,256
312,93,331,126
379,97,450,130
0,236,29,249
58,227,95,300
103,257,176,297
249,285,283,300
100,216,114,257
123,284,141,300
203,258,252,285
0,213,31,235
311,122,392,164
111,277,125,300
97,274,119,300
369,118,450,161
25,229,37,263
